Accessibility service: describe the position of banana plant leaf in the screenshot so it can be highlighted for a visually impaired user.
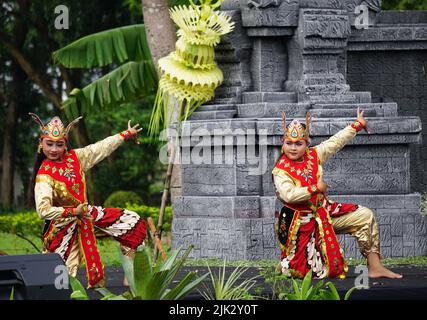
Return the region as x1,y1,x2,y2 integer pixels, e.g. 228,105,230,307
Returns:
61,61,157,118
53,24,153,68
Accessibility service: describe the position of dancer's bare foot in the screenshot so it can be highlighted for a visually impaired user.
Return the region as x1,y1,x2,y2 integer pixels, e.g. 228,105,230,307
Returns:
368,265,403,279
367,252,403,279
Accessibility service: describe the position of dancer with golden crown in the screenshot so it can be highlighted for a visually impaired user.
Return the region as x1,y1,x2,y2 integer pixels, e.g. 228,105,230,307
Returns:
273,108,403,279
29,113,147,288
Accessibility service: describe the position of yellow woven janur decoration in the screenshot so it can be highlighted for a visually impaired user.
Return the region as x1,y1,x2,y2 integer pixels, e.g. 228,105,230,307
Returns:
149,0,235,135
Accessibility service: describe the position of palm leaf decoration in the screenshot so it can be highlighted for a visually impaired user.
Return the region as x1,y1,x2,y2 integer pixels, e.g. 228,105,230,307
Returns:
148,0,235,136
53,24,157,118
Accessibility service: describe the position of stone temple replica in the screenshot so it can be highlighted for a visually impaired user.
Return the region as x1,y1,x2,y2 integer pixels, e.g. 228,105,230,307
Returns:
171,0,427,260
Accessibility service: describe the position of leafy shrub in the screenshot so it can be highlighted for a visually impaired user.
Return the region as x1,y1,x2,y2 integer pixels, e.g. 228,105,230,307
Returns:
0,202,173,254
0,204,173,238
104,191,143,208
0,211,43,239
0,211,44,252
126,203,173,232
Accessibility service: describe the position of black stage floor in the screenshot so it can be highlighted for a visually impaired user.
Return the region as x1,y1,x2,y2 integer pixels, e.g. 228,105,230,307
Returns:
77,265,427,300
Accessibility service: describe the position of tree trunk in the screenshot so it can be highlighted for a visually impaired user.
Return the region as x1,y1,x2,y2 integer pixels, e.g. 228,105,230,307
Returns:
142,0,181,200
142,0,177,67
1,99,16,206
1,2,28,207
142,0,181,248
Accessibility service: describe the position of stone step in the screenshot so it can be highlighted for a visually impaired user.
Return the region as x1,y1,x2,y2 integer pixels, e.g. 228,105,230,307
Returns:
211,97,239,104
308,93,360,104
237,102,310,118
242,92,297,104
189,110,237,120
312,102,398,117
307,91,372,104
303,74,346,86
352,91,372,103
310,108,377,118
197,104,235,112
215,85,241,97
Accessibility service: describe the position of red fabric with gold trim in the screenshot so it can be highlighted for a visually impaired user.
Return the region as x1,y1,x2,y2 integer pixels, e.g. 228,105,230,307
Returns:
38,150,104,287
275,147,319,204
37,150,85,202
38,150,147,287
274,148,350,278
90,206,147,250
79,219,104,288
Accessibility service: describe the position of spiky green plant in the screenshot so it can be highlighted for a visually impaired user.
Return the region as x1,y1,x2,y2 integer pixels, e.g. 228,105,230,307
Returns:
69,276,90,300
69,244,208,300
200,260,260,300
286,270,356,300
148,0,235,136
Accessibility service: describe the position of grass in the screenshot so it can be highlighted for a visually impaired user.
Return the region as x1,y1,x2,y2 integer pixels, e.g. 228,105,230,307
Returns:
0,232,43,255
1,231,426,268
0,232,123,266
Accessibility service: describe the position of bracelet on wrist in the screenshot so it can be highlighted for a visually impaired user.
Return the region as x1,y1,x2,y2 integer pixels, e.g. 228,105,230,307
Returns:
351,120,365,132
120,129,134,141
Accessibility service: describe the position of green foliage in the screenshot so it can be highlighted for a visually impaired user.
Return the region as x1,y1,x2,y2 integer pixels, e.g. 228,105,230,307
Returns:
62,64,156,120
104,190,143,208
72,245,208,300
62,61,157,119
382,0,427,10
126,203,173,232
0,211,43,252
200,260,260,300
0,211,42,239
286,270,328,300
54,24,158,120
262,269,356,300
69,276,90,300
53,25,152,68
260,267,358,300
84,101,165,206
1,0,148,208
259,266,293,300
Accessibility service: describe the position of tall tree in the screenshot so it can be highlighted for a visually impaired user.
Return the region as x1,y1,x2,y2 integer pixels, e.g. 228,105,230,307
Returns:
141,0,180,242
142,0,177,67
0,0,28,206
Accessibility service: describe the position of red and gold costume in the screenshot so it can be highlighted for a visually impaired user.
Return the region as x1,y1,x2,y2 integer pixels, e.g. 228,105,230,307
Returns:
272,113,380,279
30,113,147,287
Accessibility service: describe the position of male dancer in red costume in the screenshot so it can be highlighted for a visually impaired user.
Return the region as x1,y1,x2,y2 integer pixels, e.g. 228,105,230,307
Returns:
30,113,147,287
273,108,402,279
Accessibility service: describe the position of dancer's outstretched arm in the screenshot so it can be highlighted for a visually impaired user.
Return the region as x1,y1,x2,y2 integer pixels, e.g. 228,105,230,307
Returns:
315,108,367,165
75,120,142,171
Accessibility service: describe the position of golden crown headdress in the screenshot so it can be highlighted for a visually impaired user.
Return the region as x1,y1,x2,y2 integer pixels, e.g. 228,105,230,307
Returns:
29,113,82,141
282,112,311,142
